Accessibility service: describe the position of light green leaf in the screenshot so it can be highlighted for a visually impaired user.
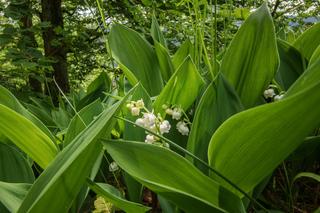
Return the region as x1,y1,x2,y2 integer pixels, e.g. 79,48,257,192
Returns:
293,22,320,61
0,104,58,169
172,40,194,70
275,39,305,90
64,99,103,146
0,182,31,213
87,180,150,213
153,56,205,113
0,143,34,183
103,140,245,213
208,60,320,195
17,88,135,213
155,41,174,82
220,3,279,108
187,74,243,173
309,45,320,66
0,85,55,141
109,24,163,96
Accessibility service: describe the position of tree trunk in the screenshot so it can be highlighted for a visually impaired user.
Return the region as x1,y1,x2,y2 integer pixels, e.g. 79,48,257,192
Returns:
20,4,43,93
41,0,69,104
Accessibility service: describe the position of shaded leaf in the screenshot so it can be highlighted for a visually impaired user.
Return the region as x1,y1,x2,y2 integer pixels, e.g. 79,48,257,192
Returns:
0,143,34,183
87,180,150,213
275,40,305,90
104,140,245,213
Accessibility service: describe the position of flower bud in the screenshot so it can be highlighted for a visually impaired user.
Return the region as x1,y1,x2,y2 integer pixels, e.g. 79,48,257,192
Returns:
131,107,140,116
109,161,119,172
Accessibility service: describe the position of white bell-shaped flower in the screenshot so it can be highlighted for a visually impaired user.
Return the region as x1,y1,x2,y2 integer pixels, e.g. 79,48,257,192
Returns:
274,94,284,101
176,121,189,136
136,99,145,108
145,134,156,144
172,108,182,120
160,120,171,134
143,112,156,126
109,161,119,172
135,118,145,126
263,88,275,99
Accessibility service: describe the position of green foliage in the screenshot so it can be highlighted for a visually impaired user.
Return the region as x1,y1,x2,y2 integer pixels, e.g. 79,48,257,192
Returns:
0,1,319,212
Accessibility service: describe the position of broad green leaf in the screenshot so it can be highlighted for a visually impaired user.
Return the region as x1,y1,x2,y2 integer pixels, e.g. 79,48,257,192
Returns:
293,22,320,61
275,40,305,90
0,143,34,183
187,74,243,173
151,14,167,48
309,45,320,66
0,182,31,213
220,3,279,108
172,40,195,69
155,41,174,82
87,180,150,213
293,172,320,183
17,88,135,213
103,140,245,213
64,99,103,146
0,104,58,169
109,24,163,96
153,56,205,113
0,85,55,141
208,60,320,195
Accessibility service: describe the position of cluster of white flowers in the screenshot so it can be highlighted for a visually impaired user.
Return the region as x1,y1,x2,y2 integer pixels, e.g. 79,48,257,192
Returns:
163,104,190,136
127,99,171,147
126,100,191,147
263,86,284,102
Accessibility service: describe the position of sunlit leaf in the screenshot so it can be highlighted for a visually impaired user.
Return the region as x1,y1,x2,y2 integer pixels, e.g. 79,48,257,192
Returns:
109,24,163,96
17,88,135,213
208,60,320,195
0,104,58,169
153,56,205,113
220,3,279,108
293,22,320,61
